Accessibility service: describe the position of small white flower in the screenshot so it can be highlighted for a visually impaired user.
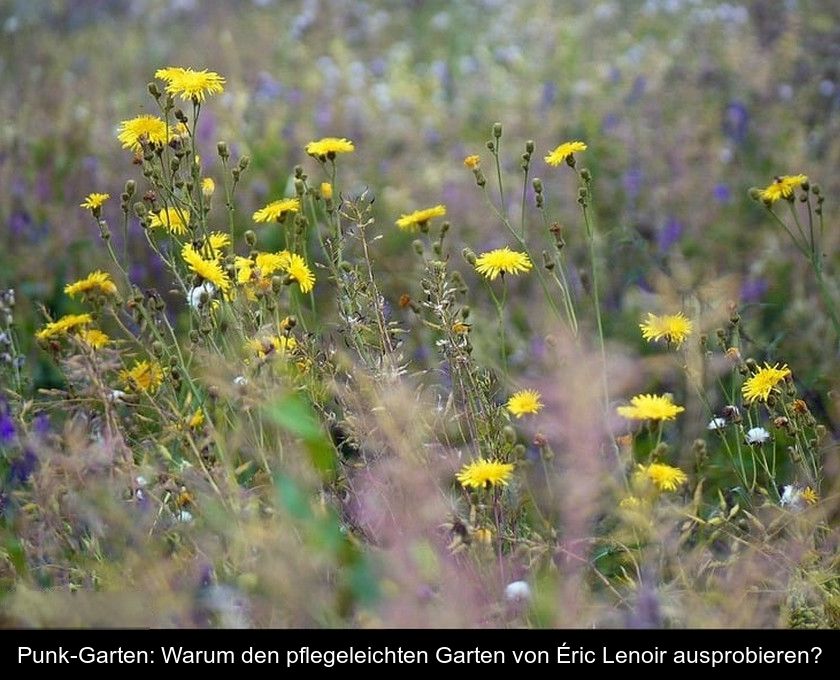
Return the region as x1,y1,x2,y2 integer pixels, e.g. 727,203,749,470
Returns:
188,282,215,310
176,510,194,523
745,427,771,445
707,417,727,430
135,475,148,488
108,390,128,402
780,485,803,510
233,375,248,386
504,580,531,602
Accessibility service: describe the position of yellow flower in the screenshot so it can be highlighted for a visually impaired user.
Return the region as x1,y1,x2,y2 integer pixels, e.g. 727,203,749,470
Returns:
305,137,355,159
619,496,647,511
284,253,316,294
35,313,93,341
78,328,110,349
456,458,515,489
252,197,300,223
121,360,164,393
64,271,118,298
472,527,493,545
320,182,333,200
639,312,693,348
463,155,480,169
741,363,791,403
802,486,819,506
187,409,205,429
80,193,110,211
202,231,231,256
506,390,543,418
474,247,532,280
637,463,688,492
395,204,447,232
150,207,190,235
117,114,171,151
155,66,225,102
201,177,215,198
545,140,587,166
759,174,807,204
182,243,231,292
246,334,297,359
617,394,685,421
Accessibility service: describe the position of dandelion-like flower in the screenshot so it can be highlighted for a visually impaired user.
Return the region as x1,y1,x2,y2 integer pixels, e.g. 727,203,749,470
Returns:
802,486,818,506
707,417,727,430
155,67,225,102
117,115,171,151
456,458,514,489
506,390,543,418
252,197,300,223
780,484,817,510
182,244,231,292
150,207,190,235
758,174,808,204
544,140,587,166
203,232,231,256
64,271,118,298
395,204,447,232
474,247,532,280
741,363,791,403
35,313,93,341
617,394,685,421
187,409,205,429
637,463,688,492
464,155,480,169
305,137,355,159
78,328,110,349
80,193,110,212
284,253,316,294
745,427,770,445
121,360,164,393
320,182,333,200
639,312,693,348
201,178,215,198
246,334,297,359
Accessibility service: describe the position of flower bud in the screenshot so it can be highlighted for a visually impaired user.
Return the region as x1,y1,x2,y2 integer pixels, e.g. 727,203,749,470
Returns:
238,155,250,171
503,426,517,445
532,178,543,194
244,230,257,246
525,140,535,154
320,182,333,200
462,248,477,265
217,141,229,160
492,122,502,138
148,82,161,98
748,187,761,201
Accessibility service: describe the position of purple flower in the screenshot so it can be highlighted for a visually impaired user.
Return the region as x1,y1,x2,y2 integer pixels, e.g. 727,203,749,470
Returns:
741,278,768,304
541,81,557,109
657,218,684,253
33,413,50,437
625,76,646,105
9,448,37,485
622,166,644,199
723,101,749,143
713,184,732,203
0,415,14,444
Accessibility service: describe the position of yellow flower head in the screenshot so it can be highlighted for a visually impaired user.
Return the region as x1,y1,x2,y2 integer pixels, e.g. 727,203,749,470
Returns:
246,334,297,359
78,328,110,349
64,271,118,299
619,495,646,511
802,486,819,506
182,244,231,292
474,247,532,280
636,463,688,492
545,140,587,166
758,174,807,204
80,193,110,211
150,207,190,235
639,312,693,348
35,313,93,342
284,253,316,294
463,155,481,169
201,177,215,198
305,137,355,159
187,409,205,430
203,231,231,257
506,389,543,418
395,204,447,232
741,363,791,403
155,67,225,102
252,197,300,223
456,458,514,490
117,114,171,151
617,394,685,421
121,360,164,393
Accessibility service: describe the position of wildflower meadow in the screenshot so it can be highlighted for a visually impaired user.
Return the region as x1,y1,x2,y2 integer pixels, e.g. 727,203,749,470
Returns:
1,0,839,630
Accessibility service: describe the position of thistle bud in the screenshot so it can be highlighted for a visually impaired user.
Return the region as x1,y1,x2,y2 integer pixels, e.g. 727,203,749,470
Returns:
542,251,555,270
580,168,591,182
525,140,535,154
532,178,543,194
174,108,188,124
125,179,136,197
244,230,257,247
503,426,517,445
217,141,229,160
748,187,761,201
294,178,305,196
492,122,502,139
294,165,305,179
462,248,477,266
151,341,164,357
486,140,495,152
147,82,161,98
238,155,250,171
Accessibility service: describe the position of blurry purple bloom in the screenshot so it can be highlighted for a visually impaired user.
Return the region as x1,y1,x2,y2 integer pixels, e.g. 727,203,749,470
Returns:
254,71,283,102
33,413,50,437
723,101,749,143
602,113,620,133
713,184,732,203
625,76,646,105
197,110,216,146
0,414,14,444
424,127,442,147
530,335,546,360
608,66,622,84
541,81,557,109
82,155,99,175
9,210,31,238
281,123,296,141
36,171,51,202
657,218,683,253
622,166,644,199
315,99,333,130
370,58,387,78
285,88,303,106
9,449,37,485
741,277,768,304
